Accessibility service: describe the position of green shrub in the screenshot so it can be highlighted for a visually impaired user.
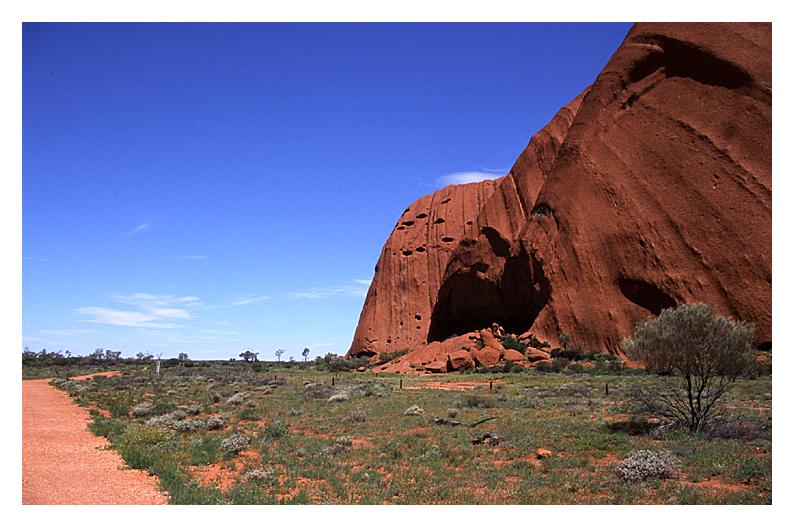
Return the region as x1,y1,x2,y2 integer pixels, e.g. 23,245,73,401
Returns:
460,395,496,408
236,406,263,421
109,403,131,418
622,303,754,432
188,434,221,465
528,336,550,349
551,358,570,373
733,455,767,481
376,348,410,365
88,415,126,440
220,433,251,457
500,335,527,353
259,421,289,442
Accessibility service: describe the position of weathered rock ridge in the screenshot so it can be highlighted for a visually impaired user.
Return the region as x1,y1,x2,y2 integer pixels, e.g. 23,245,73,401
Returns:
349,22,771,362
347,180,499,356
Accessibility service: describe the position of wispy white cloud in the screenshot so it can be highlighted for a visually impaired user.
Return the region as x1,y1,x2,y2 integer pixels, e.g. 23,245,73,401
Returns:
231,295,272,306
436,170,503,187
75,306,179,328
39,328,97,337
353,278,373,286
124,223,152,238
111,292,201,309
290,280,370,300
76,292,200,328
177,255,208,260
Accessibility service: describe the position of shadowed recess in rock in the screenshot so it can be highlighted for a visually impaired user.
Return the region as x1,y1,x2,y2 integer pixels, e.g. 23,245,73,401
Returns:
427,248,550,342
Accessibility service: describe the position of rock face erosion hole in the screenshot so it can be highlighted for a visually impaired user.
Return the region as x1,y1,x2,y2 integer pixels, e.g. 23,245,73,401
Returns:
618,277,677,316
427,249,550,342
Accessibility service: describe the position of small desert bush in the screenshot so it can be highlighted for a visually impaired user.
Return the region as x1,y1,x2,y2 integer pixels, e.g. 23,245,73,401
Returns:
188,434,221,465
146,410,188,428
303,382,335,400
88,415,126,440
460,395,496,409
221,433,251,457
500,334,527,353
206,415,227,431
617,449,680,481
351,381,391,397
705,417,772,441
131,401,155,417
109,402,131,418
404,405,425,416
174,418,205,433
551,358,570,372
733,455,767,481
327,391,350,403
236,406,263,421
344,410,368,423
376,348,410,365
244,466,277,483
259,421,289,442
226,392,250,406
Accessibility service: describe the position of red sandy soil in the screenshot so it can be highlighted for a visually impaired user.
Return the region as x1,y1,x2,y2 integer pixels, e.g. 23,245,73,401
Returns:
189,450,260,492
22,373,169,504
405,380,503,391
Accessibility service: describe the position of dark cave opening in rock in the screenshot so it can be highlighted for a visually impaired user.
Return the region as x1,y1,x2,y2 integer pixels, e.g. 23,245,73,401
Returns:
427,249,550,342
618,277,677,316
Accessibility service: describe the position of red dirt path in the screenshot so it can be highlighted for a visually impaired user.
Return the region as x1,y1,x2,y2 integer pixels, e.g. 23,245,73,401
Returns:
22,373,169,504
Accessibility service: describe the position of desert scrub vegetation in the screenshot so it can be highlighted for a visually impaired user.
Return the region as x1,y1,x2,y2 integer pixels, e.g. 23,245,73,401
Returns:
617,449,680,481
622,303,756,432
45,359,770,504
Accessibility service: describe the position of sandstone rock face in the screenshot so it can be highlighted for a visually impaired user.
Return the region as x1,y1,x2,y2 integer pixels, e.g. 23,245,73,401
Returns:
425,361,447,374
525,348,552,362
372,333,478,374
348,181,499,357
351,22,771,362
446,350,475,371
501,348,526,363
429,22,771,355
479,327,506,356
471,346,501,368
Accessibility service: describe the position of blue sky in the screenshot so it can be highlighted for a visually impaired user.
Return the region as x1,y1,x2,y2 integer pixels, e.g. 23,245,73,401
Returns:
22,22,632,360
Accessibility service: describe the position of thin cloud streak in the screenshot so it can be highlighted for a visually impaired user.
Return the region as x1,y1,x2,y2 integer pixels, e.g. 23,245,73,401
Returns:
75,306,180,329
436,170,503,187
290,280,369,300
75,292,200,328
177,255,208,260
231,295,273,306
40,328,97,337
124,223,152,238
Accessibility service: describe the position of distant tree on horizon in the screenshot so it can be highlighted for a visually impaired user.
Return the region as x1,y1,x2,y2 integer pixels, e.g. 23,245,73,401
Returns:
275,348,285,362
302,347,310,362
239,350,259,362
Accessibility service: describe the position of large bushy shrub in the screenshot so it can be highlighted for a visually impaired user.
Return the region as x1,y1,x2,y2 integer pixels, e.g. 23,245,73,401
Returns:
622,303,754,432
